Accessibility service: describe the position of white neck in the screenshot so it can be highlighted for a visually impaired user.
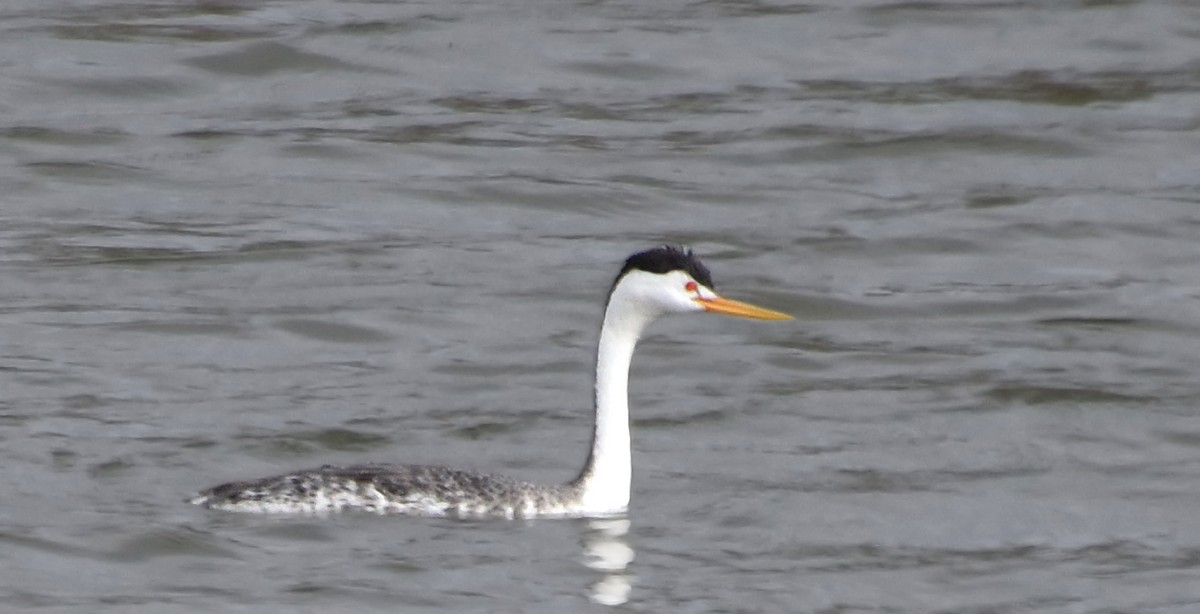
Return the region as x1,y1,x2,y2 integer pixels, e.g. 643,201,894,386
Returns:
572,283,656,514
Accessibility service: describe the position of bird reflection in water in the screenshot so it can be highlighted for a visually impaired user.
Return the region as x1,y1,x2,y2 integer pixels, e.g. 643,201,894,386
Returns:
583,518,635,606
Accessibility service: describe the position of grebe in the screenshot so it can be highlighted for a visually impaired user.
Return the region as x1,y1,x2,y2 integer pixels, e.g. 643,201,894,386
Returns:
192,246,790,517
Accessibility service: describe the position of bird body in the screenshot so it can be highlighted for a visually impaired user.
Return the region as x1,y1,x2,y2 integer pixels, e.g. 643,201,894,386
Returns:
195,464,582,517
192,247,790,518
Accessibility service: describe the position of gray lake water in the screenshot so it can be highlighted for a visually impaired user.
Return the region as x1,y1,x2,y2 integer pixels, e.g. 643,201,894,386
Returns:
4,1,1200,611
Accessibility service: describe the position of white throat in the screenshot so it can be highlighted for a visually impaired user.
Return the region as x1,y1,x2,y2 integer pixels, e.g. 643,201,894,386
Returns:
573,277,662,514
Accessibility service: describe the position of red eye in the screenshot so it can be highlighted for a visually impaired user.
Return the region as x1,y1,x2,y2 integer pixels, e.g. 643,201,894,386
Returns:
685,281,698,293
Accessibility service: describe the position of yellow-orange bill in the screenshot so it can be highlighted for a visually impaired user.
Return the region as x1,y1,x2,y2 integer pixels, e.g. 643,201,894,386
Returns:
697,296,793,320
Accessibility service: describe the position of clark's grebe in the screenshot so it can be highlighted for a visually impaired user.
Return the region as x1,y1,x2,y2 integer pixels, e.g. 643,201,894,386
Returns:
192,246,790,517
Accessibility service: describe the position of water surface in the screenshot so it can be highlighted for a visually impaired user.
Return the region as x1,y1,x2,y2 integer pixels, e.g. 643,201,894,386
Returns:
3,1,1200,611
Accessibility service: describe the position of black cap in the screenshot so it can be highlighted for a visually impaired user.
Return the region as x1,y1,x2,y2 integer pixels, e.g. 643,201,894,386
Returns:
615,245,714,290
